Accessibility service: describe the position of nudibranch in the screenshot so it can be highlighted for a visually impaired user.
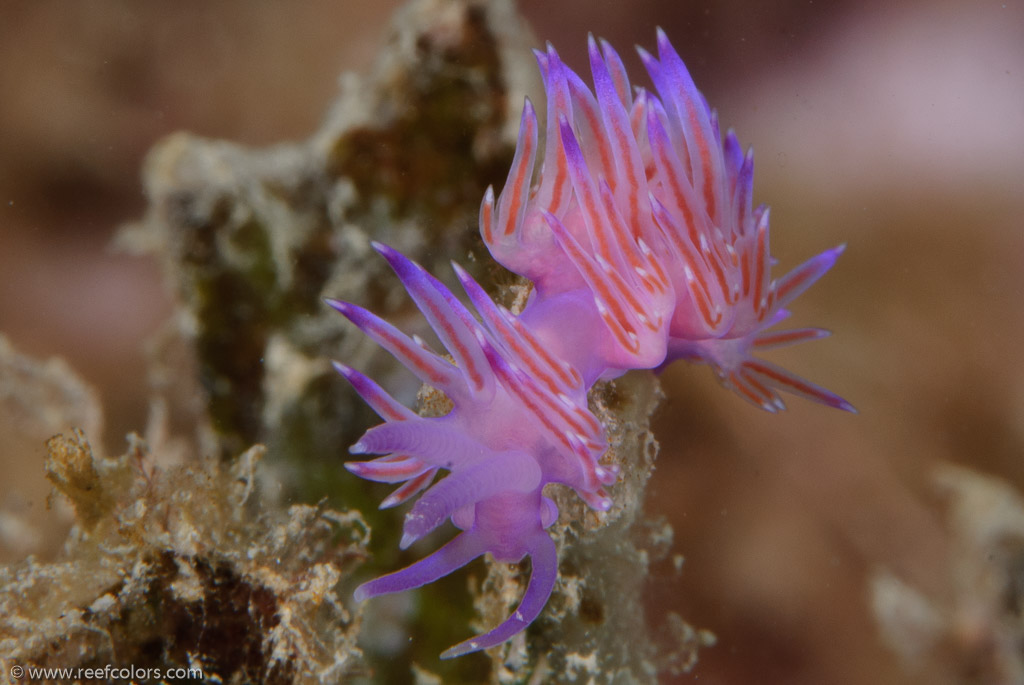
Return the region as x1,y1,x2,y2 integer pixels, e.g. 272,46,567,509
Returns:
328,30,852,659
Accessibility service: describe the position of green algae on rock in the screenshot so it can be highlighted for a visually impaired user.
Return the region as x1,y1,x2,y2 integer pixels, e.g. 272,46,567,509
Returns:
121,0,538,467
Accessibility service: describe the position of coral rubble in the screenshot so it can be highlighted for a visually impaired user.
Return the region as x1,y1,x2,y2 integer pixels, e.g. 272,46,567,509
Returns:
0,430,368,684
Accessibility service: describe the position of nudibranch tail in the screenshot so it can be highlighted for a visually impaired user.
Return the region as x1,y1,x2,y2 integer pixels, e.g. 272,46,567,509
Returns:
329,29,852,660
630,32,852,412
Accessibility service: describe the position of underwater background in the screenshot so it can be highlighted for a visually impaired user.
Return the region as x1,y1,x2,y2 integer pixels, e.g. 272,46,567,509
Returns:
2,1,1023,683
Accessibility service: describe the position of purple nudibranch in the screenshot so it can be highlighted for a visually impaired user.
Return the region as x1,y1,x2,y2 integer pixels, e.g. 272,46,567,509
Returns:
328,29,852,659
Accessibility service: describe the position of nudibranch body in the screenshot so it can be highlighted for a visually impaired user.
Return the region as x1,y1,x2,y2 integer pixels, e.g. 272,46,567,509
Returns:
326,241,613,658
329,30,852,658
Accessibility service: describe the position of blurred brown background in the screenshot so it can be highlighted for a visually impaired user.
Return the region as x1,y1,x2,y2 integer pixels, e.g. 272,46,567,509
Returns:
2,1,1023,683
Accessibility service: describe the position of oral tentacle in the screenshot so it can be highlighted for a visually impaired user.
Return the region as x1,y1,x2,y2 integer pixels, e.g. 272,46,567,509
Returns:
440,531,557,659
